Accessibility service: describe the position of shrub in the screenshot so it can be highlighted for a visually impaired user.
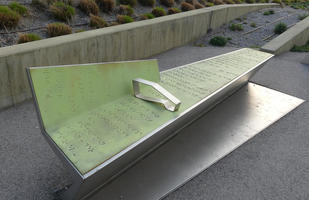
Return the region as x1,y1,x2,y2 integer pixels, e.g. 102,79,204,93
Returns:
181,2,195,11
274,22,287,34
272,0,281,3
8,2,28,16
245,0,255,3
96,0,115,12
298,14,308,20
18,33,41,44
0,6,20,29
195,2,204,8
168,7,181,14
152,7,166,17
234,0,242,3
214,0,224,4
138,0,155,6
47,22,72,37
140,13,155,19
209,36,227,46
117,14,134,23
291,42,309,52
79,0,99,15
250,22,256,27
224,0,235,3
49,2,75,21
205,2,214,6
119,0,137,6
229,23,243,31
89,14,108,28
118,5,134,16
263,10,274,15
160,0,175,7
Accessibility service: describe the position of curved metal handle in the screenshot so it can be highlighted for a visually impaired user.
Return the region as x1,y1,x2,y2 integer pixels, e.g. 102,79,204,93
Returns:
132,78,181,112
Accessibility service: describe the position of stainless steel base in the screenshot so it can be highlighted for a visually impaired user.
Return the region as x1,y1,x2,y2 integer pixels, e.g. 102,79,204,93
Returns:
86,83,304,200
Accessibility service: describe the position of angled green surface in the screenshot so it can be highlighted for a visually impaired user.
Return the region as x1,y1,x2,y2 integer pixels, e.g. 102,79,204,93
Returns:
29,48,273,175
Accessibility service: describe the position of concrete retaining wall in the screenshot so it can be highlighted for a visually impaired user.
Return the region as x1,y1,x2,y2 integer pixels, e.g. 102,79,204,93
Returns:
261,16,309,55
0,3,277,110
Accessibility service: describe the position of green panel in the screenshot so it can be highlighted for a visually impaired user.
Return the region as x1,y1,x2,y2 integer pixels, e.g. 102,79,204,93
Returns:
29,48,273,175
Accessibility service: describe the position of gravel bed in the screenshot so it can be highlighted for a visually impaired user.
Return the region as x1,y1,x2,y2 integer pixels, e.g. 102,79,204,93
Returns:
0,0,180,47
194,7,309,48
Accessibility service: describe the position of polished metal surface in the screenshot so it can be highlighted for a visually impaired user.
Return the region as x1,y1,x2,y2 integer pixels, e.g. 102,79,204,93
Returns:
87,83,304,200
26,49,274,200
133,78,181,112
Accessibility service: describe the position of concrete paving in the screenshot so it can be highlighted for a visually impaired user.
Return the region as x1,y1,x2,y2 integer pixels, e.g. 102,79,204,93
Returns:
0,45,308,200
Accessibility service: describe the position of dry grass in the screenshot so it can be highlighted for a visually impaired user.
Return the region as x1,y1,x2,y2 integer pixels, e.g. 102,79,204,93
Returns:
118,5,134,16
181,2,195,11
152,7,166,17
18,33,41,44
168,7,181,14
89,14,108,28
49,1,75,21
47,22,72,37
79,0,99,15
117,15,134,23
0,6,20,29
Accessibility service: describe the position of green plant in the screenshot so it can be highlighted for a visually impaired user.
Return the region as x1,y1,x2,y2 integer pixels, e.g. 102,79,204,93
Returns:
18,33,41,44
49,2,75,21
8,2,28,16
168,7,181,14
96,0,115,12
0,6,20,29
160,0,175,7
79,0,99,15
245,0,255,3
274,22,287,34
117,14,134,23
138,0,155,6
298,13,309,20
229,23,243,31
89,14,108,28
119,0,137,6
181,2,195,11
152,7,166,17
195,2,204,8
47,22,72,37
209,36,227,46
250,22,256,27
118,4,134,16
263,10,274,15
227,37,232,40
140,13,155,19
291,42,309,52
272,0,281,3
205,2,214,6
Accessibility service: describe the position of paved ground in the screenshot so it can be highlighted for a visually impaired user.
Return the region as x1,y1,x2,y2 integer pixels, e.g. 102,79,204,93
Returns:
0,45,308,200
